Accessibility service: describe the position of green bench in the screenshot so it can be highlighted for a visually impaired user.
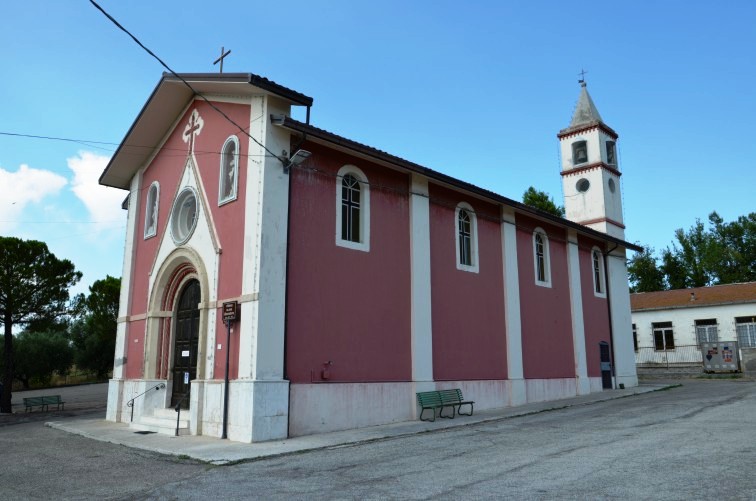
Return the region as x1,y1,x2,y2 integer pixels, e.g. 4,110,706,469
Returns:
417,389,474,422
23,395,65,412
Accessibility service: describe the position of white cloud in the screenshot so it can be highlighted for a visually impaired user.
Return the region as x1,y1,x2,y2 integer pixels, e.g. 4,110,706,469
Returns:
67,151,125,224
0,164,68,232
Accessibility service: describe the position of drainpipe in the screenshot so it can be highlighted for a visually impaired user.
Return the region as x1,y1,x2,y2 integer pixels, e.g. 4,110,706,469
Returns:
603,243,619,389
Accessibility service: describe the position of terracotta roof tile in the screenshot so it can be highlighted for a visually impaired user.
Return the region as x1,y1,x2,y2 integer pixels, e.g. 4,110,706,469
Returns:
631,282,756,311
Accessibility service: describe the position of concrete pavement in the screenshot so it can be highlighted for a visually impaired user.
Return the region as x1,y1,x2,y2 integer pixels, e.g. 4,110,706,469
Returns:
47,382,674,465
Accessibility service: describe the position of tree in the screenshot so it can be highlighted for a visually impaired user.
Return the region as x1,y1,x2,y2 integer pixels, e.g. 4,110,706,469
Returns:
69,276,120,379
522,187,565,217
627,245,665,293
0,237,81,413
0,330,74,389
628,211,756,293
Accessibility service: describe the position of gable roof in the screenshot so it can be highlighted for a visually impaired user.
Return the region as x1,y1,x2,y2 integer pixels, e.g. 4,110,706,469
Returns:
272,115,642,253
631,282,756,312
99,72,313,189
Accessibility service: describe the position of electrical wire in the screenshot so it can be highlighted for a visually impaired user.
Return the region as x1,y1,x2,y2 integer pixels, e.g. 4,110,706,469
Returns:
88,0,283,165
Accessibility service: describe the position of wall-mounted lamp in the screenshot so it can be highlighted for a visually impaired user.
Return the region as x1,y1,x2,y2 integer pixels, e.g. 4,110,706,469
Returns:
283,149,311,174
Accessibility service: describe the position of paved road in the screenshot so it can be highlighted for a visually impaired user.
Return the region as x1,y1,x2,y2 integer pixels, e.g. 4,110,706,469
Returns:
2,380,755,500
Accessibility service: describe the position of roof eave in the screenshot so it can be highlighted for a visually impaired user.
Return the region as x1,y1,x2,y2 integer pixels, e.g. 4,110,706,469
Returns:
99,73,314,190
273,115,642,253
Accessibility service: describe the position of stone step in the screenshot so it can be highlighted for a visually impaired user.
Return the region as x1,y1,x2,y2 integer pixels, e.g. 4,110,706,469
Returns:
130,409,190,436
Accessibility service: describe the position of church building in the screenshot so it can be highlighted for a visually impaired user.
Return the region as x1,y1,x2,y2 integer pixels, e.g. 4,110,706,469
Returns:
101,72,641,442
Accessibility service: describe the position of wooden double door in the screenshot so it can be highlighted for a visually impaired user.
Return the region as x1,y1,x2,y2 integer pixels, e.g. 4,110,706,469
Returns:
171,280,200,408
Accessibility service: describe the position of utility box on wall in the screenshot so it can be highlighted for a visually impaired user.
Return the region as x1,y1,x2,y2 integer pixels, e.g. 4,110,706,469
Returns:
701,341,739,373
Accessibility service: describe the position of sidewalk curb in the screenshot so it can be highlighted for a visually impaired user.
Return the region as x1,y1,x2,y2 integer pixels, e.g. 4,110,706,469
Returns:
46,383,678,465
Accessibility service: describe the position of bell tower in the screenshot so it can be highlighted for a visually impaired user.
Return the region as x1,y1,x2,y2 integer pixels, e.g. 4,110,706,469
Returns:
558,80,625,240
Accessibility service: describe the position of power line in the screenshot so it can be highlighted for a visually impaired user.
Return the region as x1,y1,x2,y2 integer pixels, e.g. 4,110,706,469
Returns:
88,0,284,165
0,130,278,160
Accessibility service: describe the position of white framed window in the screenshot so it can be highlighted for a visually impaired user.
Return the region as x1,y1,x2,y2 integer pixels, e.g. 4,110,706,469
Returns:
653,322,675,351
144,181,159,239
695,319,718,344
218,135,239,205
736,316,756,347
455,202,479,273
533,228,551,287
170,187,199,245
592,248,606,297
335,165,370,252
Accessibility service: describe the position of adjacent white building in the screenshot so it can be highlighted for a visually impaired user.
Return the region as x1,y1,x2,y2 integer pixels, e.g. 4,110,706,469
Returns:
630,282,756,370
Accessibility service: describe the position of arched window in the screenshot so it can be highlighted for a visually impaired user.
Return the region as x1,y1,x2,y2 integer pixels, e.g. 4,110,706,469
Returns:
572,140,588,165
605,141,616,165
592,248,606,297
455,202,478,272
335,165,370,252
533,228,551,286
144,181,159,239
219,136,239,205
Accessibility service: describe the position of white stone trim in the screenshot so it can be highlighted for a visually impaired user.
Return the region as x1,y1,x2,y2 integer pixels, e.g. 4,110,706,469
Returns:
335,165,370,252
606,248,638,388
566,230,590,395
532,227,552,288
454,201,479,273
410,175,433,382
501,208,525,405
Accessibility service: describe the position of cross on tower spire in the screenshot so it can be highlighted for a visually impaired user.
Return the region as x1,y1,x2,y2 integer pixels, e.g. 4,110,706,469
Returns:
214,46,232,73
578,68,588,85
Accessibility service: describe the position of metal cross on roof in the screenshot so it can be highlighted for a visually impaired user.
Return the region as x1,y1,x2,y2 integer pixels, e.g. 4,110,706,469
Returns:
578,68,588,83
214,46,232,73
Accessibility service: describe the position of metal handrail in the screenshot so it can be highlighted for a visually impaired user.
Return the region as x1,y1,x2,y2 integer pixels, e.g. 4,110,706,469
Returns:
126,383,166,422
174,391,190,437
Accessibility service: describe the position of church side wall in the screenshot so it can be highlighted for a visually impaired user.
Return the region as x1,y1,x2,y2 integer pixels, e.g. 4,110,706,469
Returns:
285,143,412,384
428,184,507,380
578,236,612,378
515,215,575,379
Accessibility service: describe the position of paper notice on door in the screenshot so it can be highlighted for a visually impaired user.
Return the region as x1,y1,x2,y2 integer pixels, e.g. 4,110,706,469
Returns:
184,372,189,384
182,350,189,357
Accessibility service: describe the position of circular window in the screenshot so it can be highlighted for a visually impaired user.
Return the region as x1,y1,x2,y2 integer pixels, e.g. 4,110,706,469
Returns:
576,178,590,193
608,178,616,193
171,188,198,245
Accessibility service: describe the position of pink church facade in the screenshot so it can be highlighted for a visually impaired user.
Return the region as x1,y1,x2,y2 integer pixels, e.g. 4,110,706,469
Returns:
101,73,639,442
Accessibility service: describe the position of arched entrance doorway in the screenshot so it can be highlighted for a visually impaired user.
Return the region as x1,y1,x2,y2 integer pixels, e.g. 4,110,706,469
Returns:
171,279,201,408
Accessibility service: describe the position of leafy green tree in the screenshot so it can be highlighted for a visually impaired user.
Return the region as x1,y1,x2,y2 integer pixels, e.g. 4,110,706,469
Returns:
0,331,74,389
708,212,756,284
0,237,81,413
629,211,755,293
522,187,565,218
69,276,120,379
627,245,665,293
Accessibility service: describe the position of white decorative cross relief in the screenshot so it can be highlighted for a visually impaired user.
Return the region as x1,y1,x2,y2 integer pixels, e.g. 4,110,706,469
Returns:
183,109,204,153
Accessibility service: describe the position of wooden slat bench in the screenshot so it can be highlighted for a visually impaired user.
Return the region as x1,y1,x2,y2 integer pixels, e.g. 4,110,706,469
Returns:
416,389,474,422
23,395,65,412
438,389,474,418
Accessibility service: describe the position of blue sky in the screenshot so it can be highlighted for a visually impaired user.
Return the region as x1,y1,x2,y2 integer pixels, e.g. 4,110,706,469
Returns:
1,0,755,295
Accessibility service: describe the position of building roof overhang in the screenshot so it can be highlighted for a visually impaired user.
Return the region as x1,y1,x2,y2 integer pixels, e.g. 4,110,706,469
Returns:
273,114,643,253
631,282,756,312
99,73,313,189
